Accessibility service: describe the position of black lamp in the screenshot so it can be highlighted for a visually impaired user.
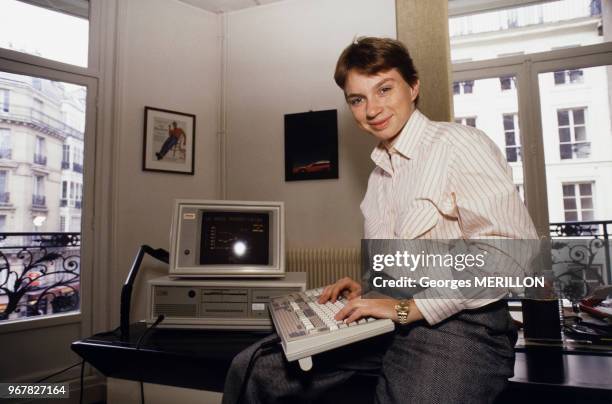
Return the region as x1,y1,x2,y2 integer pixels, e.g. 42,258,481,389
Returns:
120,245,169,341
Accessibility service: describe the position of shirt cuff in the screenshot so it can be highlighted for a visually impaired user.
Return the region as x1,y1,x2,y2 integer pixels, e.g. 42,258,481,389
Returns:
413,287,465,325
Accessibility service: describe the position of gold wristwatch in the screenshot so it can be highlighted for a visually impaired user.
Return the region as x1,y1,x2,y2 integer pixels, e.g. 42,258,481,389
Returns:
394,299,411,325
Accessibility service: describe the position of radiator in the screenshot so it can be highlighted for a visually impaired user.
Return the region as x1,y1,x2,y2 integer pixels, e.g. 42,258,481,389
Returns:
286,248,360,289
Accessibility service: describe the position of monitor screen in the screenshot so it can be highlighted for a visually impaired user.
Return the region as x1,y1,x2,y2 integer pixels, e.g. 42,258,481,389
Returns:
169,200,284,278
200,211,269,266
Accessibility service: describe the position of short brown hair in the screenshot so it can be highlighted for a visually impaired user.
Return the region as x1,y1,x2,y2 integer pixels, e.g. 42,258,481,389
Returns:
334,37,419,94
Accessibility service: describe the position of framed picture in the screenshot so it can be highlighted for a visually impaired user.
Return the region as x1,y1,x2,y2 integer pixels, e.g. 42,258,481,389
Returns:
143,106,195,174
284,109,338,181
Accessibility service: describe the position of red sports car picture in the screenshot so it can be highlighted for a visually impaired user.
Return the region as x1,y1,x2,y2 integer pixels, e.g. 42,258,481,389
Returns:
292,160,331,174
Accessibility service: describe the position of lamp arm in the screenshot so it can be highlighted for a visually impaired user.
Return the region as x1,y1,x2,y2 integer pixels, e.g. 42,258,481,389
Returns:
120,245,169,340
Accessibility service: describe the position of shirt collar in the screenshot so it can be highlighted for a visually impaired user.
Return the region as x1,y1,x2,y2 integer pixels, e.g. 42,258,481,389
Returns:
370,109,429,172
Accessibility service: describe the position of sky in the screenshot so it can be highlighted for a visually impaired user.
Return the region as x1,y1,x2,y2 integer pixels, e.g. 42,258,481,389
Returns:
0,0,89,67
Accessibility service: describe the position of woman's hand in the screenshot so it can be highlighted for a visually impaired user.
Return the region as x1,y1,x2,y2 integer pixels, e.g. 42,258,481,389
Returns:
317,277,362,303
334,297,424,325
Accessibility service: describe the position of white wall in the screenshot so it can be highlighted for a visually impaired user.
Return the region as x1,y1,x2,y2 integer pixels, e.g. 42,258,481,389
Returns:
111,0,221,322
224,0,396,249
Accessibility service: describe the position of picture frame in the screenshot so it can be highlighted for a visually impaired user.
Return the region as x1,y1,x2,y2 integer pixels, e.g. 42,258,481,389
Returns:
143,106,196,175
284,109,339,181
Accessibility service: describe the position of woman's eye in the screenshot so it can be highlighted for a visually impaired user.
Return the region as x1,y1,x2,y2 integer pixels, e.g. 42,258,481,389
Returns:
349,97,363,106
379,87,392,95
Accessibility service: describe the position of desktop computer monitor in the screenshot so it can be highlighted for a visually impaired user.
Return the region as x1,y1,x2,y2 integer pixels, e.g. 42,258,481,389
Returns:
169,199,285,277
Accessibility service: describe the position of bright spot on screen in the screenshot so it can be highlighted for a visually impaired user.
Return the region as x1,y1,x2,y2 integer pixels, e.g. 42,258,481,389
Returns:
233,241,247,257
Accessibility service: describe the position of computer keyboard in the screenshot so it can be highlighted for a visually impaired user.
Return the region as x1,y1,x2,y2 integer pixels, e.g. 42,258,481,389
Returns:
269,287,395,371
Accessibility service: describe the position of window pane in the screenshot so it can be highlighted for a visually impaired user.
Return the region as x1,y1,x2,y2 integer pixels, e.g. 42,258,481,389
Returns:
449,0,609,62
560,144,572,159
569,69,584,83
557,110,569,126
500,76,511,90
579,183,592,195
562,184,575,196
564,211,578,221
558,127,571,142
463,81,474,93
0,70,85,323
554,71,566,85
580,197,593,209
0,0,89,67
563,198,576,210
505,131,516,146
506,147,518,162
503,114,515,131
541,66,611,226
574,142,591,158
453,82,460,94
573,109,585,125
466,118,476,127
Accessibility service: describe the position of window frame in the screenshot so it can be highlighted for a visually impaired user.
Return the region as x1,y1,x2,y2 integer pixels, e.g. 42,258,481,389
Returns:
0,0,112,339
557,107,589,160
562,181,595,221
453,41,612,237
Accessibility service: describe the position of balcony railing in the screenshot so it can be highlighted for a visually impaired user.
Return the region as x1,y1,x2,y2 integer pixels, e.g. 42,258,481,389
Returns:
0,232,80,321
61,160,70,169
0,104,84,140
0,192,9,204
32,194,46,207
72,162,83,173
0,148,12,159
549,220,611,301
33,153,47,166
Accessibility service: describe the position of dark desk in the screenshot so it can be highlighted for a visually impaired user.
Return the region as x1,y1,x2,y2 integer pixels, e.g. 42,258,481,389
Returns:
72,324,612,403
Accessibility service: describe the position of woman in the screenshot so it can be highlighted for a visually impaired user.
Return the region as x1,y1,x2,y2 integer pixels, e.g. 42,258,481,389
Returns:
223,37,537,404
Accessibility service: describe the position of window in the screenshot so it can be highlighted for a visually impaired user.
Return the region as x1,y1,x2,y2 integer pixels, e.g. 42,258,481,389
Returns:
558,108,589,159
0,128,10,158
0,0,89,67
34,175,44,196
0,89,8,112
0,171,8,203
0,215,5,232
453,80,474,94
60,215,66,232
563,182,594,221
500,76,516,91
503,114,521,162
455,117,477,128
70,182,75,206
0,0,100,383
62,144,70,168
61,180,68,199
554,69,584,85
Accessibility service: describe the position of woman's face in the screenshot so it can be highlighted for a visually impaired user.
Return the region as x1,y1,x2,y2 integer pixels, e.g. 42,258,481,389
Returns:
344,68,419,143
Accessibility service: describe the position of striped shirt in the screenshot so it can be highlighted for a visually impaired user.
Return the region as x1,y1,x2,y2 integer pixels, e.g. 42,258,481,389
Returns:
361,109,537,325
